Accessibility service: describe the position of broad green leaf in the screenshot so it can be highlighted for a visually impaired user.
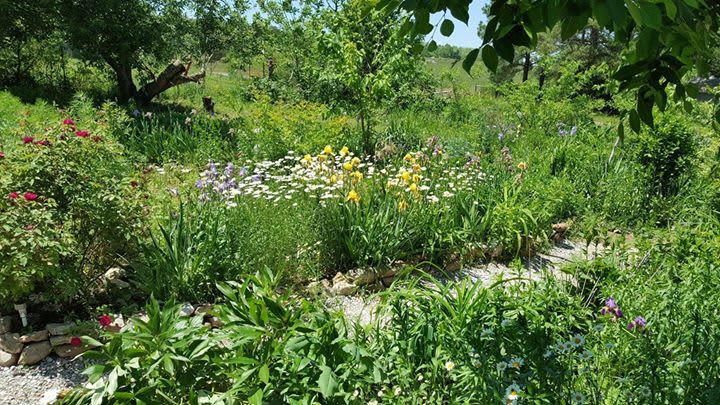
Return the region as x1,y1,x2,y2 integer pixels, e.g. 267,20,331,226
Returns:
462,48,480,75
481,45,498,72
317,366,339,398
440,19,454,36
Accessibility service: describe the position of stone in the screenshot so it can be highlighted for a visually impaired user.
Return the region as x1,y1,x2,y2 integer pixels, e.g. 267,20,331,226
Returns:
46,321,75,336
0,316,13,334
179,303,195,317
209,317,224,328
54,344,88,358
0,349,18,366
50,335,73,347
195,304,214,315
0,333,23,354
307,279,331,294
18,341,52,365
104,267,125,280
331,273,356,296
20,329,49,343
347,268,377,286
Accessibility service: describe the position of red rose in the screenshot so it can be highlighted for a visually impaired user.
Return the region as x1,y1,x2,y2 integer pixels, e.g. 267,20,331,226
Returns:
70,336,82,347
23,192,38,201
8,192,19,199
98,314,113,327
35,140,51,146
63,119,76,127
75,130,89,138
22,137,34,144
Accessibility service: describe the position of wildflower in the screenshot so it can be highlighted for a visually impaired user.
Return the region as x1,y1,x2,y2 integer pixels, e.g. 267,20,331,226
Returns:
352,390,359,399
543,349,553,358
593,324,605,332
23,192,38,201
417,374,424,382
498,132,505,141
36,139,51,146
98,314,113,327
346,190,360,203
570,334,585,347
605,343,615,349
509,357,524,370
570,126,578,136
403,153,413,162
400,170,410,182
412,174,421,183
505,384,521,402
517,162,528,170
8,192,19,199
63,118,76,127
481,327,494,337
76,130,89,138
302,154,312,164
351,157,361,166
571,392,586,404
408,183,418,193
318,154,327,162
22,136,34,144
70,337,82,347
398,200,408,211
444,360,455,371
343,162,353,171
501,319,512,327
496,361,507,373
0,151,4,158
340,146,350,156
578,350,593,361
377,389,384,397
556,341,571,353
144,112,153,119
92,136,103,143
627,316,647,331
394,387,401,396
368,401,378,405
323,145,333,155
601,297,623,320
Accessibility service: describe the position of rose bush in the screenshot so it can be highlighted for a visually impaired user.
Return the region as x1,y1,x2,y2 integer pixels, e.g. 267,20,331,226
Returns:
0,118,144,309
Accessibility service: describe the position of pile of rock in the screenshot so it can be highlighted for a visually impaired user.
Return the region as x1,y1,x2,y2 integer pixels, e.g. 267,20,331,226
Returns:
0,317,91,367
179,303,224,328
315,267,399,296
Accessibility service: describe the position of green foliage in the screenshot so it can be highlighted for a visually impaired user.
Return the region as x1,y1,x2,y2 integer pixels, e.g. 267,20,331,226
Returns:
0,109,143,307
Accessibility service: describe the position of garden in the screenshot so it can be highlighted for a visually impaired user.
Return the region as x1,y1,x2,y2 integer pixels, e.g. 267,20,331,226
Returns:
2,0,720,404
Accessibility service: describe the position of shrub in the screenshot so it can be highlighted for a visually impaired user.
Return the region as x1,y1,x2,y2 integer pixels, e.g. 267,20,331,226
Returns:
0,118,143,308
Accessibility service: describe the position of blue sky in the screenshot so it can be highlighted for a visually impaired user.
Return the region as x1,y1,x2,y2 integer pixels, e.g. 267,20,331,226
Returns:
429,1,488,48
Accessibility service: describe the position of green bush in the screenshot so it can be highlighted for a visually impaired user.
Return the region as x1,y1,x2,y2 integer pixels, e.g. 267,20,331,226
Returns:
0,117,143,308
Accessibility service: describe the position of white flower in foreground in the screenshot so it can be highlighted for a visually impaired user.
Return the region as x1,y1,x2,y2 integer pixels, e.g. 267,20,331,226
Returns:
571,392,586,404
505,383,521,402
496,361,507,373
444,360,455,371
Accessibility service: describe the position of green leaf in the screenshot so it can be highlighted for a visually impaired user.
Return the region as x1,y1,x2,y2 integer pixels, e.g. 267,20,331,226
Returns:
617,121,625,143
248,389,263,405
259,364,270,383
481,45,498,72
440,19,454,36
462,48,480,75
638,2,662,29
427,40,437,52
494,38,514,63
638,90,655,126
317,366,338,398
629,110,641,133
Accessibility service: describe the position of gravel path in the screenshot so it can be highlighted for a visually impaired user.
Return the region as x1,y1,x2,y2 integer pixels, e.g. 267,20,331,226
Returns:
328,240,606,326
0,356,88,405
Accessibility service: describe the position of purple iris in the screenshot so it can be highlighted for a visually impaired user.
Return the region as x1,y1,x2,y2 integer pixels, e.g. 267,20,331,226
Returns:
559,129,567,137
601,297,623,320
570,126,577,136
225,162,234,177
238,166,248,177
209,162,218,177
195,179,204,189
498,132,505,141
627,316,647,331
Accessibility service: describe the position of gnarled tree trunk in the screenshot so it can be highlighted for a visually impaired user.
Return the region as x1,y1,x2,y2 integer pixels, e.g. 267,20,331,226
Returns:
134,60,205,106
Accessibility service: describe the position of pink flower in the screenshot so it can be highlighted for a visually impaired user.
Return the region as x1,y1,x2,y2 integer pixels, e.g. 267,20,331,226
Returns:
0,151,5,158
25,224,35,231
70,336,82,347
63,119,76,127
22,136,34,144
98,314,113,327
8,192,19,199
35,140,51,146
23,192,38,201
75,130,89,138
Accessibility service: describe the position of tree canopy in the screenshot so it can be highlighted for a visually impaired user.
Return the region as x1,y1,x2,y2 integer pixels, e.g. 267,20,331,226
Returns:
382,0,720,133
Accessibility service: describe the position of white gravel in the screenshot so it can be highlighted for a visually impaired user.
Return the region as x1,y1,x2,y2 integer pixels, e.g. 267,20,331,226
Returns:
0,356,88,405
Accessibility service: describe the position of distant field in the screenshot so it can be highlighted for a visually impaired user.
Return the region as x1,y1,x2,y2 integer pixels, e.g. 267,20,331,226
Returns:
425,57,491,92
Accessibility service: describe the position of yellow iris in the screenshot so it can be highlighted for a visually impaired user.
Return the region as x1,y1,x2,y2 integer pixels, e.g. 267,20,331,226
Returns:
351,171,363,182
400,170,411,182
412,163,422,173
343,162,353,171
318,154,327,162
323,145,333,155
412,174,421,183
329,174,337,184
346,190,360,203
517,161,528,170
398,200,408,211
409,183,418,192
351,157,361,166
303,154,312,163
404,153,414,162
340,146,350,156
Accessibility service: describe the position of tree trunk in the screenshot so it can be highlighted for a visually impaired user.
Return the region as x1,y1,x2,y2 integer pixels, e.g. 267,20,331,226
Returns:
116,63,137,104
522,52,531,82
134,60,205,106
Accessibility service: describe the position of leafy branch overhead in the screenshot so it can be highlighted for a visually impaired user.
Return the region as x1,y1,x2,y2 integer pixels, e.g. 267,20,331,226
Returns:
381,0,720,133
